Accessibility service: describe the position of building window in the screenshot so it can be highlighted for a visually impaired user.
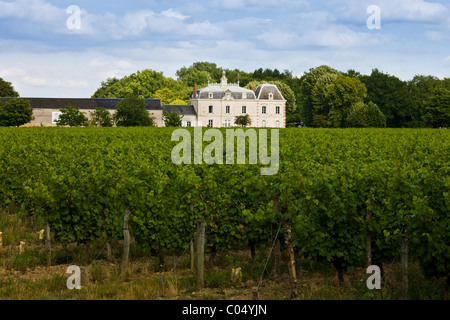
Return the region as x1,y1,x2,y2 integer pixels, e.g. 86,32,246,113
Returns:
276,121,280,128
268,92,273,100
262,106,267,114
224,120,231,127
242,106,246,114
226,106,230,114
262,120,267,128
276,106,280,114
209,105,214,114
242,92,247,99
209,92,213,99
208,119,213,127
186,121,191,127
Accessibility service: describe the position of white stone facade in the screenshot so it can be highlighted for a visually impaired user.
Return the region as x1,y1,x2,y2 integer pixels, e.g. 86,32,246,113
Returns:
190,71,286,128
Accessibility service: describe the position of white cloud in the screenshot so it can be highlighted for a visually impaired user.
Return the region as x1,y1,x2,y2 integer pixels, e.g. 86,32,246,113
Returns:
0,0,63,22
445,56,450,66
161,9,189,20
330,0,448,23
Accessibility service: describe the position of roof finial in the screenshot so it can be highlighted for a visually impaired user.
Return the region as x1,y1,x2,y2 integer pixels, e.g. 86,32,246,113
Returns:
220,70,227,88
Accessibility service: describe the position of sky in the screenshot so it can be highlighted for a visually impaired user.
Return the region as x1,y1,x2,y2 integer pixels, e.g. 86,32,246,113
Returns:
0,0,449,98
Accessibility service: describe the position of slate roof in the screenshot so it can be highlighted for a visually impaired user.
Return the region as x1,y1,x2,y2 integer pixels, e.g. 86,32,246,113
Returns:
195,85,256,100
254,84,285,101
0,97,163,110
163,105,197,116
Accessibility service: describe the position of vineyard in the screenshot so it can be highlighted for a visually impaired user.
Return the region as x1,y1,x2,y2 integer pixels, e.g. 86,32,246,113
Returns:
0,127,449,299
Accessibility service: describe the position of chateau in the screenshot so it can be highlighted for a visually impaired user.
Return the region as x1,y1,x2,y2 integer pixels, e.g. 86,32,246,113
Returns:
0,72,286,128
189,71,286,128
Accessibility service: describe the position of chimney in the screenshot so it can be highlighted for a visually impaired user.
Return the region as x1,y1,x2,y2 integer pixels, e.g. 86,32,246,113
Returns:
193,83,198,98
250,84,254,91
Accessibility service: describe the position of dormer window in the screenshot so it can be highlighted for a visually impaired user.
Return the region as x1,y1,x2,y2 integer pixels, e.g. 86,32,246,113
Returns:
242,92,247,99
209,92,213,99
268,92,273,100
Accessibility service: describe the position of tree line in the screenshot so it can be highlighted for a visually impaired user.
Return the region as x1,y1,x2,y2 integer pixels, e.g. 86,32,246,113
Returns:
89,62,449,128
1,61,449,128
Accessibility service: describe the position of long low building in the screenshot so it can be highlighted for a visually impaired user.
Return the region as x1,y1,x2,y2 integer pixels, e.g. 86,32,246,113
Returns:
0,97,197,127
0,72,286,128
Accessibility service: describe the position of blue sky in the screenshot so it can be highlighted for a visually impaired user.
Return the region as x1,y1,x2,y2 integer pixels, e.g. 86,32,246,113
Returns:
0,0,449,97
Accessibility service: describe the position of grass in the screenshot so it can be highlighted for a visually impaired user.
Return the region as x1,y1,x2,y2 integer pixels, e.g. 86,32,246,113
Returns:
0,210,448,300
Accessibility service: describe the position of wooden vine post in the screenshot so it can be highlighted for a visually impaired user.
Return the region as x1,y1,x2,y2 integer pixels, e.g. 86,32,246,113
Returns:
190,200,195,272
196,219,206,288
121,209,131,277
272,197,297,298
106,239,112,262
401,235,409,300
366,197,373,267
45,215,51,266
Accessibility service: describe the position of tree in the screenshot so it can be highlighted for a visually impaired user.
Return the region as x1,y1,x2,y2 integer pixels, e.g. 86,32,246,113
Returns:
0,77,19,97
114,95,155,127
234,114,252,127
299,65,340,126
92,69,167,99
163,111,183,127
312,114,329,128
325,75,367,128
55,105,88,127
346,101,386,128
89,107,113,127
176,62,222,86
0,98,33,127
360,69,414,127
169,99,188,105
408,75,444,127
153,88,175,104
91,77,119,98
422,88,450,128
311,72,339,117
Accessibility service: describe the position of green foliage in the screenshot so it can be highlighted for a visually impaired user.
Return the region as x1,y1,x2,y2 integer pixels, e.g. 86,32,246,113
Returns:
325,75,367,128
422,88,450,128
177,62,222,87
114,95,155,127
91,63,450,129
89,107,113,127
360,69,414,127
0,98,33,127
234,114,252,127
299,65,340,126
154,88,175,105
312,114,329,128
346,101,386,128
252,68,292,81
163,111,183,127
0,77,19,97
55,105,88,127
92,69,168,99
0,127,448,288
